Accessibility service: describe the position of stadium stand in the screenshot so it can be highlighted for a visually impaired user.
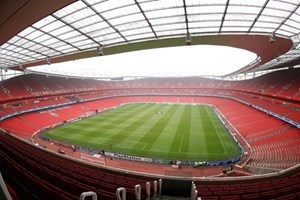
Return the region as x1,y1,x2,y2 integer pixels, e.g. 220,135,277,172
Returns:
0,132,160,200
0,68,300,199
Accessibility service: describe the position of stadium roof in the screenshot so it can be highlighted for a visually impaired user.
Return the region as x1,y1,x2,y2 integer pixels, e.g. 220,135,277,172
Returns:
1,0,300,76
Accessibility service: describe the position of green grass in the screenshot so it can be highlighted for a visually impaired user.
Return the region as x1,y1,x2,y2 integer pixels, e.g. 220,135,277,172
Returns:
43,104,241,162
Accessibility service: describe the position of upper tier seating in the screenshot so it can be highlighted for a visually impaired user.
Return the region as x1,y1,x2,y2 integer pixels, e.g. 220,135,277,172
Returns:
1,68,300,199
1,95,299,170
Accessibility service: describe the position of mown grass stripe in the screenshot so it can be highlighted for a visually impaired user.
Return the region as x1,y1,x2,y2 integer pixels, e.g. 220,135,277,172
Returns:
167,105,190,160
43,103,242,162
147,105,183,159
188,105,207,156
133,104,178,155
101,104,167,153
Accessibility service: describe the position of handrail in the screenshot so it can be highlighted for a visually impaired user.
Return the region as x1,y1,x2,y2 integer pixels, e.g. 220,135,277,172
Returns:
0,172,12,200
116,187,126,200
79,191,97,200
134,184,141,200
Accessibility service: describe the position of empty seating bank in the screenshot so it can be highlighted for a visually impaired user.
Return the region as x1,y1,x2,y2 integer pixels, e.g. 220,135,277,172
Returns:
0,68,300,199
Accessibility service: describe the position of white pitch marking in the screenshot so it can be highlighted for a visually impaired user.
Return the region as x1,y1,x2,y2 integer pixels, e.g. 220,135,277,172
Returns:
205,107,228,154
178,135,184,153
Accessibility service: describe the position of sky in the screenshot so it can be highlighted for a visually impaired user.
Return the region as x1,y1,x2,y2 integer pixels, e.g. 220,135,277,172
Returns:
30,45,257,78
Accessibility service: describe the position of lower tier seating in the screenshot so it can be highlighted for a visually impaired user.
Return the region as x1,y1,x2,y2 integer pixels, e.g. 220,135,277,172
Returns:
0,132,158,200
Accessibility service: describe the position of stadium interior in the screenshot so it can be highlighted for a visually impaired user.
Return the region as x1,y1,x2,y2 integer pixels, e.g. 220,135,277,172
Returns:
1,0,300,200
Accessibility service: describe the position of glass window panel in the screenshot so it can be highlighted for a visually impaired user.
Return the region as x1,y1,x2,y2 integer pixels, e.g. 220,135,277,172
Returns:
145,8,184,18
109,13,144,26
15,38,28,46
85,0,103,5
229,0,267,7
61,10,90,25
223,20,253,27
93,0,135,13
0,43,9,49
140,0,183,11
50,26,74,36
125,33,155,41
290,9,300,22
71,5,95,17
25,30,44,40
63,35,87,44
102,6,140,20
34,34,51,43
136,0,151,3
59,48,77,54
42,37,60,46
0,49,8,55
86,27,116,38
58,31,81,40
284,19,300,30
258,15,285,23
5,44,16,51
189,14,224,21
187,5,225,14
103,37,125,46
250,27,275,33
17,49,30,55
35,46,53,54
262,8,290,18
186,0,202,6
46,52,60,57
70,14,98,28
276,29,294,37
189,21,220,28
227,5,261,14
190,27,219,33
40,20,65,33
20,40,37,49
76,43,97,50
267,0,297,10
280,24,299,34
80,23,106,33
156,29,186,37
115,20,148,32
6,36,21,44
30,45,49,52
48,41,68,49
54,1,86,18
72,40,94,47
94,33,121,43
3,57,19,64
54,45,77,53
122,27,152,36
150,16,185,25
198,0,228,4
221,26,249,32
19,54,31,60
225,13,256,21
12,46,26,53
25,51,39,57
18,27,35,37
89,20,109,30
32,16,56,29
26,57,38,62
254,21,280,29
153,23,186,32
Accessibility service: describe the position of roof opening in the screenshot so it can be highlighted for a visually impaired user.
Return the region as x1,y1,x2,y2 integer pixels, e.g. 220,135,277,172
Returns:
30,45,257,78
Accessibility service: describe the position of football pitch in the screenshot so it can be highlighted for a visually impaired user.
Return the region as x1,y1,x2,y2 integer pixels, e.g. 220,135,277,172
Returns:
43,103,242,162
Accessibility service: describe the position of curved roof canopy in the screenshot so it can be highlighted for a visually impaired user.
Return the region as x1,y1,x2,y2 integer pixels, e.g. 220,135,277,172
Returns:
1,0,300,76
